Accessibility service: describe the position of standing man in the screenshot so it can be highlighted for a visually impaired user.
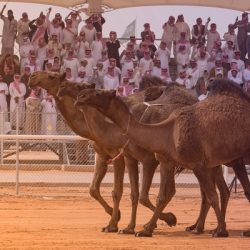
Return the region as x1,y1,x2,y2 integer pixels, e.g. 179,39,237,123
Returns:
234,12,250,61
0,5,17,55
161,16,175,53
9,74,26,130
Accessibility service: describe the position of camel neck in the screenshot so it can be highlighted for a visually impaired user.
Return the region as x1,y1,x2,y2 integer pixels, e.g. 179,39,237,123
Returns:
55,96,93,140
104,97,173,154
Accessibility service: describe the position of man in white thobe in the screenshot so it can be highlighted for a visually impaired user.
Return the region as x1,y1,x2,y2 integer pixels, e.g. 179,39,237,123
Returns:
9,74,26,129
0,5,17,55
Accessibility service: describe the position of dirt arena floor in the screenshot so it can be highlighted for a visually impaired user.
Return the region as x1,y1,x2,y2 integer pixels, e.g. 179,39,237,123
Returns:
0,186,249,249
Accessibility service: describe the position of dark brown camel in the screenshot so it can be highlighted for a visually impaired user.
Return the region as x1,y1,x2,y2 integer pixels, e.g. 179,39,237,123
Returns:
28,72,175,234
145,85,250,202
76,79,250,237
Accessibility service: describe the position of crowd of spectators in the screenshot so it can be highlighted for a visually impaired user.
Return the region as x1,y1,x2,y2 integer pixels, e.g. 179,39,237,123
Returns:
0,5,250,133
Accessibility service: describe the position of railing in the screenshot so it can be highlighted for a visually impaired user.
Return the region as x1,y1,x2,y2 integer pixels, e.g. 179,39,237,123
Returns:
0,109,243,197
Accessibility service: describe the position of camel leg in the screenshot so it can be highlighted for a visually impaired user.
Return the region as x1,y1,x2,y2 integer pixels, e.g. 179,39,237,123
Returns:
139,159,177,227
231,160,250,202
186,166,230,234
185,187,210,234
135,163,176,237
119,156,139,234
211,166,230,234
193,167,228,237
89,153,114,218
103,157,125,233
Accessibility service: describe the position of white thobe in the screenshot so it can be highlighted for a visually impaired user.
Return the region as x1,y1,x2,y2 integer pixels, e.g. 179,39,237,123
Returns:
235,59,245,72
17,19,30,46
139,58,153,75
62,28,77,45
206,31,221,54
84,57,95,77
9,82,26,128
151,67,161,77
1,16,17,55
161,23,175,51
103,74,119,90
41,98,57,135
176,52,189,74
121,60,134,77
186,67,200,87
0,82,8,118
155,48,171,69
63,58,80,79
19,43,35,71
91,40,104,65
80,26,96,45
174,22,191,41
228,73,243,85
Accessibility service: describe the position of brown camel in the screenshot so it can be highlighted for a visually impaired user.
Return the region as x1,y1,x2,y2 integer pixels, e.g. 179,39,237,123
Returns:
58,79,229,233
56,80,197,233
28,71,176,234
145,85,250,202
76,79,250,237
63,80,230,236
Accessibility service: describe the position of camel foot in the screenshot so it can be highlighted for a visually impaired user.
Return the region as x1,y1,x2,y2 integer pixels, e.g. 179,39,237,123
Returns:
162,212,177,227
242,230,250,237
191,228,204,235
209,228,218,235
101,225,118,233
135,230,153,237
118,227,135,235
212,229,229,237
185,224,197,232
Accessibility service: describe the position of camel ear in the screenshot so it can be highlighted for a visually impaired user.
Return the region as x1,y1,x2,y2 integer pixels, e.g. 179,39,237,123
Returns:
60,72,66,81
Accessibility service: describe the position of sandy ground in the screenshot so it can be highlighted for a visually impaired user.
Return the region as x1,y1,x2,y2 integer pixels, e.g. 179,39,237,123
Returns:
0,187,249,250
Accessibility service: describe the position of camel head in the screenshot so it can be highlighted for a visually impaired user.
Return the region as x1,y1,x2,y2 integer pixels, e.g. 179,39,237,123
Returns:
139,76,166,91
57,81,95,100
144,86,166,102
75,89,116,112
28,71,66,96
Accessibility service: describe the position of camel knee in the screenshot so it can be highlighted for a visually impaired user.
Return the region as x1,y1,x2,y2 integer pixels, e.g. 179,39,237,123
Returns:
130,191,139,205
112,190,122,202
156,188,176,207
89,187,99,199
139,194,151,207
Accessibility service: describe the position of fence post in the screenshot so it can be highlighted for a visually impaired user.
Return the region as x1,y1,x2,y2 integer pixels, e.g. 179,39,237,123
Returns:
15,106,20,196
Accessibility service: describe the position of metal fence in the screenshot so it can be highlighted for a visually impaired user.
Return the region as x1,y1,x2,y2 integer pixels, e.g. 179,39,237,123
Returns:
0,109,245,198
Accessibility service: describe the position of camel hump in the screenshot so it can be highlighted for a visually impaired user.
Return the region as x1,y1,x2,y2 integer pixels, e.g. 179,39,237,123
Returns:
208,79,250,103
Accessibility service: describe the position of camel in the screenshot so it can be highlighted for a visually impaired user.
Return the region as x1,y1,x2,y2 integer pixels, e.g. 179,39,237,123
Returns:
62,80,230,236
145,85,250,202
58,79,229,233
28,72,176,234
76,79,250,237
